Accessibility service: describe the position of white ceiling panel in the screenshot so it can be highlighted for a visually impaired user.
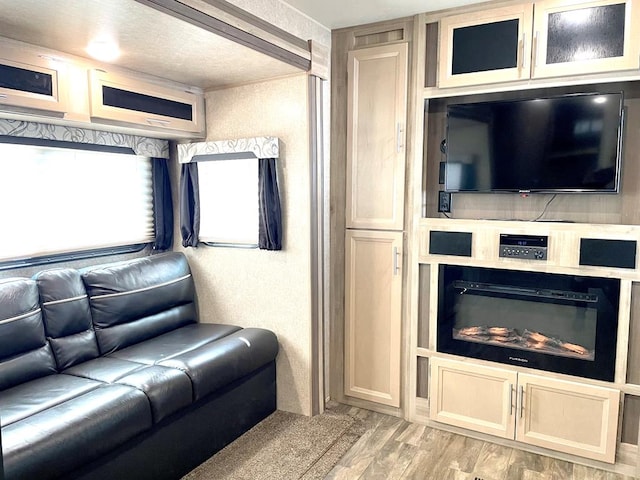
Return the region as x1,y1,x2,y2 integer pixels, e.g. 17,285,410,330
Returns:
0,0,304,90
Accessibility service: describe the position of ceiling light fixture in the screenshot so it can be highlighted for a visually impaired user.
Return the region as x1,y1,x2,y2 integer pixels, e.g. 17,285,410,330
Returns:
86,39,120,62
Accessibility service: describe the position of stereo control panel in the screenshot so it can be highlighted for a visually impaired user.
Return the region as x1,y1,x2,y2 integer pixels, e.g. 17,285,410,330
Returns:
499,234,548,260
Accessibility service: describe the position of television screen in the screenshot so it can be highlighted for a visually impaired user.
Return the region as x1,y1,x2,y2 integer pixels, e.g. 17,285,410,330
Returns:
444,93,624,193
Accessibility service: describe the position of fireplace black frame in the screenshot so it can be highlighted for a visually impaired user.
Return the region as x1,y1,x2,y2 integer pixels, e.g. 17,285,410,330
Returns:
437,265,620,381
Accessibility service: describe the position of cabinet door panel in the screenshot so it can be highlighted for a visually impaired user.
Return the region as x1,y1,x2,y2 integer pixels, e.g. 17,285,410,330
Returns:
429,357,517,438
438,4,534,88
346,43,407,230
344,230,402,406
533,0,640,78
516,373,620,463
0,53,67,114
89,70,204,134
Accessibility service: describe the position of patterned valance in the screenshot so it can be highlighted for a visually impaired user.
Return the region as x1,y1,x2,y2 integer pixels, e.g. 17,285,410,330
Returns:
178,136,279,163
0,119,169,158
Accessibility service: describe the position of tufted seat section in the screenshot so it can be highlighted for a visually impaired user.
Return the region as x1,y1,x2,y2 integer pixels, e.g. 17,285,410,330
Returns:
0,277,152,480
81,253,199,355
0,278,57,391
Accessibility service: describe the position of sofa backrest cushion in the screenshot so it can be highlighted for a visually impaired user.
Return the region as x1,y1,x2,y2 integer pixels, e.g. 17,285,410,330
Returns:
82,252,198,354
0,278,57,390
35,268,99,370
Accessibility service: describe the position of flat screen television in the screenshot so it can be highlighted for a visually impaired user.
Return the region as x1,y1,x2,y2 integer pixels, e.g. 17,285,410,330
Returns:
444,92,624,193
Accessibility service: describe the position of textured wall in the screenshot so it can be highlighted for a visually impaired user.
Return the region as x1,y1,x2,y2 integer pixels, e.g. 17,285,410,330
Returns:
173,74,313,415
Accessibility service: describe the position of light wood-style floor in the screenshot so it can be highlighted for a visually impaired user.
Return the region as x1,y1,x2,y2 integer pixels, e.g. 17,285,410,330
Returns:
324,403,635,480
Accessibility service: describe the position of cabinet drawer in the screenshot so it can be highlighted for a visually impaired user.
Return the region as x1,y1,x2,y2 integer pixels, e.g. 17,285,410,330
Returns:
89,70,204,135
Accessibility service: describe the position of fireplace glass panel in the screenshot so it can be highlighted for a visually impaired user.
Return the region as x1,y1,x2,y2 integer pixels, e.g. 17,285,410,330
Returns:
453,290,597,361
438,265,620,381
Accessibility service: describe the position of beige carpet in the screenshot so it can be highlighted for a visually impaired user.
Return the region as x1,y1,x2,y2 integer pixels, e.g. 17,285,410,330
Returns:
182,409,363,480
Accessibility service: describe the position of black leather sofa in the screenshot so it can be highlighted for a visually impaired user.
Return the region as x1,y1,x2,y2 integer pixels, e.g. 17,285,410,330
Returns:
0,252,279,480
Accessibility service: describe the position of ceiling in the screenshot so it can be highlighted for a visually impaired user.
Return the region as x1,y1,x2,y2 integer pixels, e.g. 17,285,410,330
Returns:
281,0,486,29
0,0,303,90
0,0,485,91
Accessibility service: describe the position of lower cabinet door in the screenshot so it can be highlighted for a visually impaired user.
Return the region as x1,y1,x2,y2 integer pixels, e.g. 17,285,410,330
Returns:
344,229,402,407
516,373,620,463
429,357,517,439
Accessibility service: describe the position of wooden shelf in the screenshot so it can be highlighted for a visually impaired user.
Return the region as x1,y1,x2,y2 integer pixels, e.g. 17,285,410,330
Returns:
418,218,640,280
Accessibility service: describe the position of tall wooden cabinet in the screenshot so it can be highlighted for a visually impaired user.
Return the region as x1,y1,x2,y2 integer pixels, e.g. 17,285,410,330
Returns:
343,42,408,408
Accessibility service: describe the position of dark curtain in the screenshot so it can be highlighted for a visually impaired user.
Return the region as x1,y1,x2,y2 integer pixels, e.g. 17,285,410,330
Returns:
180,162,200,247
258,158,282,250
151,158,174,251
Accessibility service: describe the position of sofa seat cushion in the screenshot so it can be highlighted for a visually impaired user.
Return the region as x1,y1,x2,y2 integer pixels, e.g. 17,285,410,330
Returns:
0,374,104,427
2,384,152,480
65,357,193,423
109,323,241,365
158,328,279,401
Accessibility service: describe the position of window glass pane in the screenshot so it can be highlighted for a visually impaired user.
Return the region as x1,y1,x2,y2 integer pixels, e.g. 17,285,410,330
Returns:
0,143,153,262
198,158,258,245
546,4,626,64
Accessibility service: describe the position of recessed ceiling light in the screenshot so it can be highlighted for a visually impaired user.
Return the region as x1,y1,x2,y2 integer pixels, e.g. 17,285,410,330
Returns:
86,39,120,62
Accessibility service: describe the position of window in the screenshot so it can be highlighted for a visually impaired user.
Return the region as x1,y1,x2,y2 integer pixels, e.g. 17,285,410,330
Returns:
197,157,259,246
0,141,154,265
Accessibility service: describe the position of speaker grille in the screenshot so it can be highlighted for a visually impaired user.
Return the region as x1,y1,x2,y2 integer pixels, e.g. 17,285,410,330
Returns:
579,238,637,269
429,231,472,257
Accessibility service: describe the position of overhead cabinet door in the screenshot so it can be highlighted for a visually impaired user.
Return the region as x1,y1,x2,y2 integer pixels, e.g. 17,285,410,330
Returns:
0,51,67,114
438,4,534,88
346,43,408,230
532,0,640,78
89,70,205,135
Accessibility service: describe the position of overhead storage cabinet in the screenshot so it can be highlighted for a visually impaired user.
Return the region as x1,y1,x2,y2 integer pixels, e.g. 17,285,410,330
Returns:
89,69,205,135
0,50,68,115
438,0,640,88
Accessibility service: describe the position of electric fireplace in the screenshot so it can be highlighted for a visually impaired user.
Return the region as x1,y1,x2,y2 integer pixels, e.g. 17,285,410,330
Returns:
437,265,620,381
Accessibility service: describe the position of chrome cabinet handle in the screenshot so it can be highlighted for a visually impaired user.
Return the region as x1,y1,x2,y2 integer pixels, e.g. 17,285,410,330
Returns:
519,385,525,418
521,33,527,72
509,383,514,415
396,123,404,153
532,30,539,71
393,247,400,275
